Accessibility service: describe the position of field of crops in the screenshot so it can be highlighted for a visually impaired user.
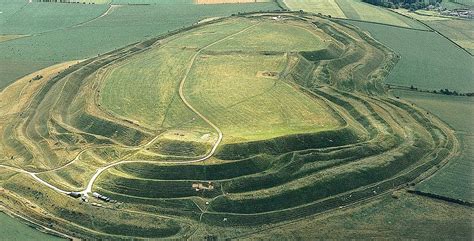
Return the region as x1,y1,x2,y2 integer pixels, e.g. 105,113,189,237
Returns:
284,0,425,28
283,0,346,18
426,19,474,54
0,1,279,90
0,12,459,239
337,0,423,27
393,90,473,203
346,20,473,93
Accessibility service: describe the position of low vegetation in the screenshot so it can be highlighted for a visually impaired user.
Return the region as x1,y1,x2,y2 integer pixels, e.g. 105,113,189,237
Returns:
0,12,459,239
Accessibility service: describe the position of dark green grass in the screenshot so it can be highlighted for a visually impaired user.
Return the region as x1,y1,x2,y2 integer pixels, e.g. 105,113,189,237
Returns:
115,156,271,180
216,127,360,159
210,142,428,214
347,21,473,93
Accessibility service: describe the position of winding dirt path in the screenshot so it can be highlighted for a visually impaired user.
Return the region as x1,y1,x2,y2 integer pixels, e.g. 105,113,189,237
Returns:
0,23,258,196
80,23,258,195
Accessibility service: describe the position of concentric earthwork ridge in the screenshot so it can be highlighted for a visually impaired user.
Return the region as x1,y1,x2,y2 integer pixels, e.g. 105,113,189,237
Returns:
0,12,458,239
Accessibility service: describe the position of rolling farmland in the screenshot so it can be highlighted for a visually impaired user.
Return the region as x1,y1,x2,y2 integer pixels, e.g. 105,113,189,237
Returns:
346,20,474,92
284,0,426,28
0,1,280,90
0,11,460,239
425,19,474,54
0,2,109,35
283,0,346,18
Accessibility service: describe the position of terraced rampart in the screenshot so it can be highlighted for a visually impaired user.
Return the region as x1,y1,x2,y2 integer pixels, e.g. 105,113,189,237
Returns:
0,12,458,239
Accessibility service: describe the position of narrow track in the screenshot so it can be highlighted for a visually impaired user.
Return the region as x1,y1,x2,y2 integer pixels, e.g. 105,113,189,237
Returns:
80,23,259,195
0,23,258,197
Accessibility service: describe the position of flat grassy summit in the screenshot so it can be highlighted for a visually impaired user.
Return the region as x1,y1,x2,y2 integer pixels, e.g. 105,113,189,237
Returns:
0,12,458,239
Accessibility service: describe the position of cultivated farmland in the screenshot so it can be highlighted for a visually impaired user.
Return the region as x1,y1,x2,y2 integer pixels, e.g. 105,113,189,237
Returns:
426,19,474,54
346,20,474,92
284,0,426,28
0,11,459,239
283,0,346,18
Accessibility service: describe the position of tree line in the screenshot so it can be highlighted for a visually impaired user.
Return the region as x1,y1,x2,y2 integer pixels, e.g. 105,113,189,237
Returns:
362,0,441,10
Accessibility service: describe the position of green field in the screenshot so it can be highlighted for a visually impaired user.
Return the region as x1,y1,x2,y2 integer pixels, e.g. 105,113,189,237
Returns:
0,3,109,34
426,19,474,54
337,0,423,27
347,20,474,92
393,90,474,203
207,21,328,52
283,0,346,18
284,0,425,28
100,18,338,143
0,2,279,90
442,0,474,9
0,212,65,241
99,47,197,130
0,0,28,25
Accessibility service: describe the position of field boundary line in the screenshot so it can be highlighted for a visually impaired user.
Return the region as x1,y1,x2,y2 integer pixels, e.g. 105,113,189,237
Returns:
332,17,432,32
388,9,474,57
407,189,473,207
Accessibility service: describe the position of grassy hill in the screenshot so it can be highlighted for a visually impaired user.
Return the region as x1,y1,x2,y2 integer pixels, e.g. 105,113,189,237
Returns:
0,12,459,239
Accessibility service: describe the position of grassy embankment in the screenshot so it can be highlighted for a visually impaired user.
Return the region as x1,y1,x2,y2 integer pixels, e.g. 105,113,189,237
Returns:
0,13,459,239
393,90,473,203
